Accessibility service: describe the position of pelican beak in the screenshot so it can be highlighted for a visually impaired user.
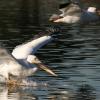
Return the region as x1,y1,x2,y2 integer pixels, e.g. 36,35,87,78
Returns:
29,56,58,76
37,63,57,76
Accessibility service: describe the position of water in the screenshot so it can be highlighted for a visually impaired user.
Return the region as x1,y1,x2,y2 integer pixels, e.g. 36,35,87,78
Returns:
0,0,100,100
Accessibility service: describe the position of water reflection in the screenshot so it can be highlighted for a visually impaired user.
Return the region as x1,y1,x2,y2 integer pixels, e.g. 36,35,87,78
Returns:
45,84,96,100
0,84,96,100
0,85,38,100
75,84,96,100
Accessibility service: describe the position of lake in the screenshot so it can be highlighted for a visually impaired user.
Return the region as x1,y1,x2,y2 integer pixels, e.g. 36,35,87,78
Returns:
0,0,100,100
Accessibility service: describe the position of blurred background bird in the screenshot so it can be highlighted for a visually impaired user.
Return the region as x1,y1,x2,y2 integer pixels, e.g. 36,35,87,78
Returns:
49,0,100,24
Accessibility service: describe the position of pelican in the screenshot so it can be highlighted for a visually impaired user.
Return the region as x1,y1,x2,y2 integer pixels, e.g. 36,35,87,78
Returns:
49,1,100,24
0,27,59,85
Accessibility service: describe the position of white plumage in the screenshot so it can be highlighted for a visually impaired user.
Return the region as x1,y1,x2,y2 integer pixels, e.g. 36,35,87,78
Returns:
12,36,52,59
0,30,58,84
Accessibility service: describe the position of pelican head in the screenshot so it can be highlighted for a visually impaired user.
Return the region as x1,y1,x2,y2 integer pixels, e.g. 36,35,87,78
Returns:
27,55,41,64
87,7,97,13
27,55,57,76
87,7,100,16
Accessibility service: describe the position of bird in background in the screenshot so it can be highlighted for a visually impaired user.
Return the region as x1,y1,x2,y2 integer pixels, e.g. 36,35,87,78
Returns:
49,0,100,24
0,27,60,85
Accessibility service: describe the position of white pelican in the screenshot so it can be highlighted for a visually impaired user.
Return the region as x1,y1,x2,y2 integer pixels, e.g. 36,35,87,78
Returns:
49,2,100,24
0,28,59,85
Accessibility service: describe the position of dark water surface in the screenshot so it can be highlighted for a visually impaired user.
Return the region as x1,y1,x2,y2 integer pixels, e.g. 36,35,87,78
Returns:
0,0,100,100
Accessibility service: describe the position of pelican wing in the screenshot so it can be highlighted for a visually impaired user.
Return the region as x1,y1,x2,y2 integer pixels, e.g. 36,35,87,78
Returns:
12,35,53,60
59,1,82,17
0,48,19,64
0,48,24,78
